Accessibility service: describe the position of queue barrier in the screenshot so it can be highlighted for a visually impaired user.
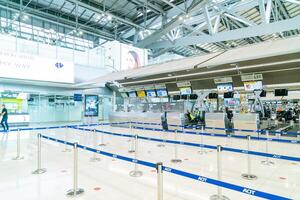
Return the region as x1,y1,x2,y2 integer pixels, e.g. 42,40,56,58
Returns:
131,124,300,145
72,126,300,163
126,121,300,137
38,134,291,200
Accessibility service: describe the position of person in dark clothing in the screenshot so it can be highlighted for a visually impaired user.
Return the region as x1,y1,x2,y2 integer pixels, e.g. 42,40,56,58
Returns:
1,104,9,132
225,107,234,134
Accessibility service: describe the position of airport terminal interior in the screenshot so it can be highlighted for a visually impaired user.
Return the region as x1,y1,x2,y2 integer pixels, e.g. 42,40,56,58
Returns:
0,0,300,199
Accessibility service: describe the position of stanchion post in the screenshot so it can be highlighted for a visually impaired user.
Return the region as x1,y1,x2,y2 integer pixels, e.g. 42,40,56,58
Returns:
156,162,163,200
12,129,24,160
199,126,207,154
241,135,257,180
62,127,71,152
261,130,274,165
67,142,85,196
90,129,101,162
32,133,47,174
129,134,143,177
210,145,230,200
98,123,106,147
128,121,135,153
171,129,182,163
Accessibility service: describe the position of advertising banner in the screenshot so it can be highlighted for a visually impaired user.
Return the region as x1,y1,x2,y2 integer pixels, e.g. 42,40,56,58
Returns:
0,51,74,83
84,95,99,116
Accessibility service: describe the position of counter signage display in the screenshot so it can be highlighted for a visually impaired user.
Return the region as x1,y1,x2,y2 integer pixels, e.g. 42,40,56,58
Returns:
146,90,157,97
217,83,233,93
244,81,263,91
128,91,137,98
74,94,82,101
179,87,192,95
156,89,168,97
137,90,146,98
84,95,99,116
120,92,128,98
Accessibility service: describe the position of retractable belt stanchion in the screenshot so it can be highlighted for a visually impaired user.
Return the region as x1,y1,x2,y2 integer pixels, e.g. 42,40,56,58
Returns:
128,121,135,153
156,162,163,200
210,145,230,200
157,130,166,148
90,129,101,162
67,142,85,196
261,130,274,165
98,123,106,147
129,134,143,177
12,129,24,160
62,127,71,152
32,133,47,174
241,135,257,180
199,126,207,154
171,129,182,163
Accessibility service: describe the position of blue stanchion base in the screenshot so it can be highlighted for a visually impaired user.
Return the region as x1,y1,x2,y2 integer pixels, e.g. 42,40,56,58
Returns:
66,188,84,196
241,173,257,180
98,143,106,147
32,168,47,174
129,170,143,177
12,156,24,160
210,194,230,200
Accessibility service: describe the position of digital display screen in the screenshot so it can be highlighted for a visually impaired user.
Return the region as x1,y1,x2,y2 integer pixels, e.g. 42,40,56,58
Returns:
156,89,168,97
244,81,263,91
179,87,192,95
85,95,99,116
120,93,128,98
217,83,233,93
146,90,157,97
137,90,146,98
128,91,137,98
74,94,82,101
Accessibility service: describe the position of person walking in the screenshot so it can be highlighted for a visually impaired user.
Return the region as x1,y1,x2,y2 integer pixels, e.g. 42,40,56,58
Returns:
1,104,9,132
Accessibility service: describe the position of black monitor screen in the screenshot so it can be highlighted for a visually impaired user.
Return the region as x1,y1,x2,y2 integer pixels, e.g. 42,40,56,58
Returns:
173,95,180,100
275,89,288,96
224,92,234,98
189,94,198,100
209,93,218,99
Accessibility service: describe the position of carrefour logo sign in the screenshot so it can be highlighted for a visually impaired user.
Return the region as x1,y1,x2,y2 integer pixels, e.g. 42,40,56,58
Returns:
55,62,64,68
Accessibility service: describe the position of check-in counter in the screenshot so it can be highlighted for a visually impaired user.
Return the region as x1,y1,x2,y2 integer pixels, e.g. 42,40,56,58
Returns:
233,113,259,136
7,113,30,127
205,113,226,134
109,111,182,130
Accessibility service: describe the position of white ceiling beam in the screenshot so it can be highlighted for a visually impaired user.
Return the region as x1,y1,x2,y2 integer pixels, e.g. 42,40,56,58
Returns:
284,0,300,5
213,15,221,34
265,0,272,23
147,16,300,49
203,4,213,35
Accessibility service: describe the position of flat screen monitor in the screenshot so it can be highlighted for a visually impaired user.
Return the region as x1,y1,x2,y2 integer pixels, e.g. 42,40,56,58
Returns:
120,92,128,98
217,83,233,93
179,87,192,95
244,81,263,91
275,89,288,96
189,94,198,100
173,95,180,100
181,95,188,100
85,95,99,116
260,90,266,97
137,90,146,98
48,98,55,103
156,89,168,97
128,91,137,98
224,92,234,98
146,90,157,97
209,93,218,99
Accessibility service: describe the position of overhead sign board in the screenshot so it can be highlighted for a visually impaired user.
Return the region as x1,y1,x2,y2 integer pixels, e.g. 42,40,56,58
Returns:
214,77,233,84
241,74,263,82
176,81,191,88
